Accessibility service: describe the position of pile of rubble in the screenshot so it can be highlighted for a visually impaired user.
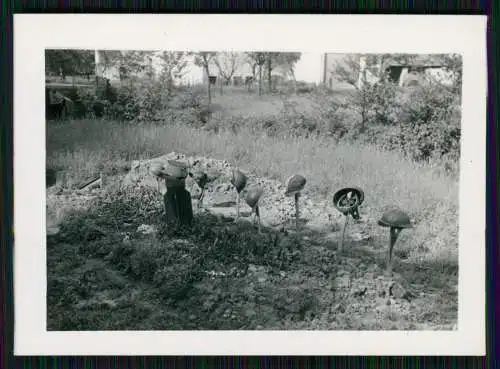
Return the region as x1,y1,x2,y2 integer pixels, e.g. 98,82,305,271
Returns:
121,151,371,240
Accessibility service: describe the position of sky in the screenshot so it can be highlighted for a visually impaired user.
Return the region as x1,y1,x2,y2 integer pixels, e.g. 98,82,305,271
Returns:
293,53,323,83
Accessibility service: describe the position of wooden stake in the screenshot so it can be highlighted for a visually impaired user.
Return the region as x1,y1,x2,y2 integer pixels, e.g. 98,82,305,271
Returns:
236,191,240,220
294,192,300,232
339,215,349,253
386,227,401,276
255,204,261,234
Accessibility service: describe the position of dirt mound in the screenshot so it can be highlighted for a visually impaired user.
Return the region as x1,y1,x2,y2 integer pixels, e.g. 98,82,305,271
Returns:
121,152,371,239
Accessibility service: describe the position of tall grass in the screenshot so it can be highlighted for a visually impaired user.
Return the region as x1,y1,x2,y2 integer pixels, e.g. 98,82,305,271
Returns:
47,119,459,264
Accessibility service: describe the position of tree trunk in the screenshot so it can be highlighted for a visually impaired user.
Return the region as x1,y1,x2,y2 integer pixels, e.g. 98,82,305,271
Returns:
220,76,223,96
258,65,262,97
360,104,366,133
205,65,211,106
267,59,272,93
249,64,257,94
290,68,297,94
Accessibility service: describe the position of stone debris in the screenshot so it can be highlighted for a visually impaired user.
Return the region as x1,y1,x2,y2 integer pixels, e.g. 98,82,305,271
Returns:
136,224,157,235
47,226,60,236
120,152,372,240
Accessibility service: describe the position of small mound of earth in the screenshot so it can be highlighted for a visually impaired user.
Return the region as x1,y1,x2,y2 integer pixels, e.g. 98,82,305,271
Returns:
46,151,374,247
121,151,373,238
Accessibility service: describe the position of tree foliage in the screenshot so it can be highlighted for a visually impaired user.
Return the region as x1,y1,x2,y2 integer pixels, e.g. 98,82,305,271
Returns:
157,51,189,88
245,52,267,96
98,50,154,80
213,52,244,84
271,52,302,92
45,49,95,79
332,54,431,131
263,52,301,92
435,53,463,94
245,52,301,95
192,52,217,105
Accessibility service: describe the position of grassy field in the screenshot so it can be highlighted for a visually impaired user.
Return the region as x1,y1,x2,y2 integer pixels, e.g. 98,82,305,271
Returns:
206,85,350,118
46,116,459,330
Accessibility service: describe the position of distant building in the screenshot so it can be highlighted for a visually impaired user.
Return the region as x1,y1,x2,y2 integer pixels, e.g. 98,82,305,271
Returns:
320,53,455,89
382,55,455,88
93,51,456,90
94,50,204,86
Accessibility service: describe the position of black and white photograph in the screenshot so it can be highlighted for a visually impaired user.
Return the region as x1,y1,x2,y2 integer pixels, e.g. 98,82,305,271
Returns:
14,15,486,356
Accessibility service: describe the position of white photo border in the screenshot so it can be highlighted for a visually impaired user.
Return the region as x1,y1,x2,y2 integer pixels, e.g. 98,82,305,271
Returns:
14,14,487,356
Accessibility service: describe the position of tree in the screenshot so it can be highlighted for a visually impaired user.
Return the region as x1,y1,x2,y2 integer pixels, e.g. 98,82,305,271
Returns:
157,51,188,89
262,52,301,93
272,53,302,93
96,50,121,78
246,52,267,96
436,53,463,95
97,50,153,81
192,52,217,105
333,54,404,131
45,49,95,80
213,52,243,86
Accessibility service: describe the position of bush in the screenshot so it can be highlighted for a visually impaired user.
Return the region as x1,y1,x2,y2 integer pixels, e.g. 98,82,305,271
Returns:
348,80,461,163
399,82,456,124
278,100,322,137
342,79,401,131
63,79,205,125
102,79,168,122
367,80,400,125
55,74,461,165
398,83,461,161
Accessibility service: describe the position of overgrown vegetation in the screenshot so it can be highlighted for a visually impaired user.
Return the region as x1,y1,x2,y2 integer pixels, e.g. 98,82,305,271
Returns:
47,55,461,166
48,119,458,263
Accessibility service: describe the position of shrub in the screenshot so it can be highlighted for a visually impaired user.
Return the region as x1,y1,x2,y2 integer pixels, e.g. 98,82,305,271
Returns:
103,79,167,122
399,82,456,124
73,79,206,125
342,79,401,131
54,74,460,165
367,80,401,125
397,83,461,161
278,100,322,138
76,89,108,119
362,125,402,152
349,80,461,162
